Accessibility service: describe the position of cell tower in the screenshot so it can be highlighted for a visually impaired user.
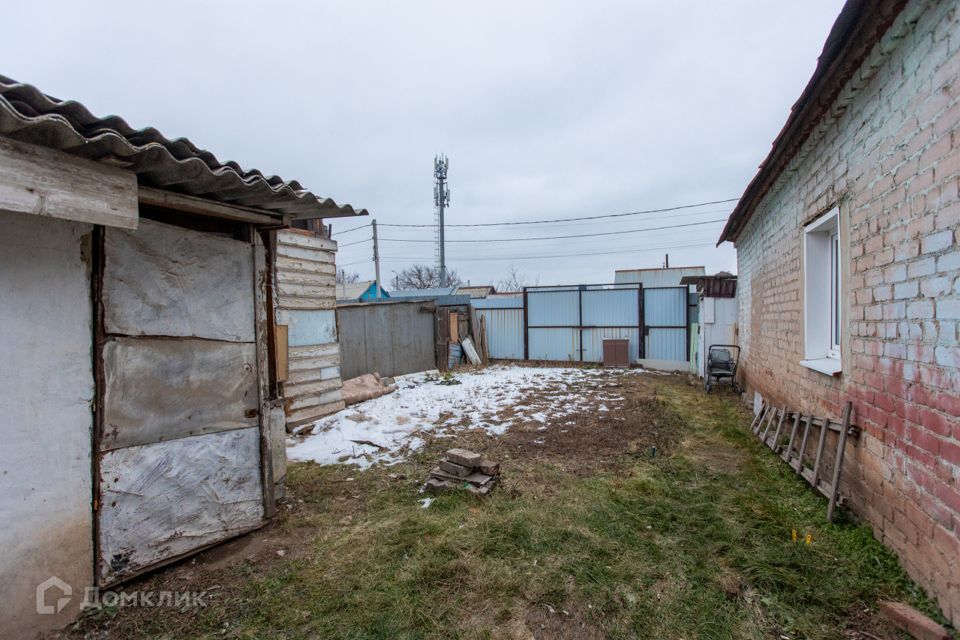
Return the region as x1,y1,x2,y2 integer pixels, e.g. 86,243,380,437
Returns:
433,154,451,287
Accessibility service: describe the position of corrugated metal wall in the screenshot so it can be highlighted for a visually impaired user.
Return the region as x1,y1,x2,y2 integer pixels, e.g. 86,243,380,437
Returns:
473,285,690,366
476,307,525,358
337,300,437,379
276,230,344,427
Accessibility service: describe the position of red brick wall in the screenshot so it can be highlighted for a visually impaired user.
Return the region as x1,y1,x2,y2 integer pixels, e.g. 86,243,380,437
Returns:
734,0,960,623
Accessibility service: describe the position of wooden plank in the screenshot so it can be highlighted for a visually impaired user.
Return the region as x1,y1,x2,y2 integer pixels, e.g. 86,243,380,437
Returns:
276,243,336,263
761,407,778,442
275,325,289,382
449,310,460,341
793,414,814,473
749,402,766,433
782,412,803,462
276,282,337,299
138,185,286,226
277,229,337,252
103,219,256,342
98,428,265,584
826,402,853,522
276,295,336,310
769,407,788,451
276,256,337,275
288,389,342,412
286,400,346,427
811,415,830,487
290,343,340,359
752,404,769,435
101,338,259,451
0,136,138,229
284,378,342,400
277,270,336,287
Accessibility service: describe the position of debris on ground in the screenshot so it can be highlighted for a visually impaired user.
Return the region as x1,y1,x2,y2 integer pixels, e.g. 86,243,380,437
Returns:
340,372,397,406
287,365,638,468
423,448,501,496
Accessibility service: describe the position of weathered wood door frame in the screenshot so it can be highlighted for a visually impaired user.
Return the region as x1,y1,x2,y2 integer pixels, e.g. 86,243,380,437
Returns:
91,212,277,587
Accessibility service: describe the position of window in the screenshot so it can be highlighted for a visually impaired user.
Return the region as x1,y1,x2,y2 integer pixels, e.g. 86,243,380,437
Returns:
802,207,842,376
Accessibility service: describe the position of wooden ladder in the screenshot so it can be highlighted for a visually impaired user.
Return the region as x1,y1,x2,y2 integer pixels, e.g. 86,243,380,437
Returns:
749,400,854,522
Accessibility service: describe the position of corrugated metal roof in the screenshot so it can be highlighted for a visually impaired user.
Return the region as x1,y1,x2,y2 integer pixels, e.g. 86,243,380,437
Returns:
0,74,368,220
390,287,458,298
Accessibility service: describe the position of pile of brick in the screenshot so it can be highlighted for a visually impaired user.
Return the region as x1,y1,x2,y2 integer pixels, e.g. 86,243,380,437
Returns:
423,448,500,496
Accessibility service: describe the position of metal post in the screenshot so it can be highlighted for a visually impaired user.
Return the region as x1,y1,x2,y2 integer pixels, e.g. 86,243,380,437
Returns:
434,155,450,288
372,220,382,299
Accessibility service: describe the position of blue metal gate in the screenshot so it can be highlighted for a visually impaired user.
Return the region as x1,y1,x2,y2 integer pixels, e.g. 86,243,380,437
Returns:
473,283,690,366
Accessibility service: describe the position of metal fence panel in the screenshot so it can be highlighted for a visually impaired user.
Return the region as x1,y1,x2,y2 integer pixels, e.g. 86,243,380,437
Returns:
581,328,641,362
527,290,579,326
528,328,580,361
645,328,687,361
581,289,639,326
337,301,436,379
476,307,524,359
643,287,688,326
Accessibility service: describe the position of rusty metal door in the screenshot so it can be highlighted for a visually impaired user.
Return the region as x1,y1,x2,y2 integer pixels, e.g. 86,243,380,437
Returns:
95,219,266,584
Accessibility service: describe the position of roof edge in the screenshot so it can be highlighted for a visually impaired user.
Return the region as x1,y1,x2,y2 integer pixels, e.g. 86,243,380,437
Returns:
718,0,909,245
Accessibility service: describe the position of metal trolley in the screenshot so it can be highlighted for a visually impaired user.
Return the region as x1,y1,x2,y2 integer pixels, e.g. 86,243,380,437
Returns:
704,344,740,393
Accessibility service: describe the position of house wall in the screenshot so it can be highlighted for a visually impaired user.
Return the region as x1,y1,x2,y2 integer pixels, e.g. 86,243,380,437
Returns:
276,229,344,426
734,0,960,622
0,212,94,637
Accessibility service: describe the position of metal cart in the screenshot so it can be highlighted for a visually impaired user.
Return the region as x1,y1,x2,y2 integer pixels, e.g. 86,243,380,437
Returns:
704,344,740,393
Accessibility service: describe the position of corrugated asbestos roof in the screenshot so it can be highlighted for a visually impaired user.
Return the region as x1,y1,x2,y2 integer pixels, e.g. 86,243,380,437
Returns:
718,0,908,244
0,74,367,220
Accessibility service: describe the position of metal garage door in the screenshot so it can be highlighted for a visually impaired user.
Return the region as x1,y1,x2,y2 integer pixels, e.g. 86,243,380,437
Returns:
96,219,265,584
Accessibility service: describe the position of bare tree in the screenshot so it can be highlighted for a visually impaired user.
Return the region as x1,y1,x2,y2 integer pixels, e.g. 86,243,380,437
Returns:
496,266,539,292
396,264,462,290
336,269,361,285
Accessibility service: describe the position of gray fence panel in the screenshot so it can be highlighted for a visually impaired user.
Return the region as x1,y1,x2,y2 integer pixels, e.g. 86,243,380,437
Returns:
476,308,524,359
527,290,579,326
528,328,580,361
581,289,639,326
337,301,436,379
643,287,688,326
645,328,687,361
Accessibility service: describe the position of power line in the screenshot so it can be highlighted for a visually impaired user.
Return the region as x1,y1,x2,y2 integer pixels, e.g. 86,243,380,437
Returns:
380,218,726,244
337,237,372,248
378,197,738,228
333,222,371,236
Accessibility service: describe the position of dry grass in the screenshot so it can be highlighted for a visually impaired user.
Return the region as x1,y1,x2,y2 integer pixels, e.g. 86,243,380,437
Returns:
59,370,949,640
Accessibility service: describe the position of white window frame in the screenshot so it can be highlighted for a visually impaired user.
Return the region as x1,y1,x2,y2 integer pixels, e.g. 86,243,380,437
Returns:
801,207,842,376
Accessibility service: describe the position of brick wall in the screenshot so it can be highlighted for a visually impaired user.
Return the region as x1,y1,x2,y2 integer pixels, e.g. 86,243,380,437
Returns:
734,0,960,623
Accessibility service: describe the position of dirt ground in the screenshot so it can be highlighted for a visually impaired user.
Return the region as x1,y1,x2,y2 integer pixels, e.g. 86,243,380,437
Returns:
54,367,945,640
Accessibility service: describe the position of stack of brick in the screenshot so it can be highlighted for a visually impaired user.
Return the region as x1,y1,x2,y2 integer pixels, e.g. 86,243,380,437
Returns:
423,448,500,496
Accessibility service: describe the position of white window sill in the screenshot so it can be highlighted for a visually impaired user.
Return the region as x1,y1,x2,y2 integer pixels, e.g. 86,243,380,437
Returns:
800,358,842,376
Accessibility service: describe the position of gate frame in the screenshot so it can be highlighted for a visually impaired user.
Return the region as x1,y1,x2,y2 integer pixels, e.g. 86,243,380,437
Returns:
521,283,645,363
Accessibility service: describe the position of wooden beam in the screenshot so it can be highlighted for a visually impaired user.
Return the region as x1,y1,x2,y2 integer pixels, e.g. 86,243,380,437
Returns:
0,136,138,229
138,186,291,227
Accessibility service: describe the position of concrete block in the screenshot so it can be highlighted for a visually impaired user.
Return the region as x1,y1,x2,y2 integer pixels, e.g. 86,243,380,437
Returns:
478,459,500,476
423,478,457,494
439,459,472,477
445,448,482,467
879,601,950,640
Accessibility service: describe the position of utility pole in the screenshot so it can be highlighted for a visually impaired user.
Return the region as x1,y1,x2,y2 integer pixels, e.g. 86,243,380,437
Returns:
372,219,382,299
434,155,450,287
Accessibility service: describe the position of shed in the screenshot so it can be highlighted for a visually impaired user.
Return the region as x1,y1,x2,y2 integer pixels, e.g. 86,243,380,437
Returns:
336,280,390,303
680,273,738,378
0,75,366,638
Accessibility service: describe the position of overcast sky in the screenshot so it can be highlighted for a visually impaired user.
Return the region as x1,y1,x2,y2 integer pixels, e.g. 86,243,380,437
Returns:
4,1,844,288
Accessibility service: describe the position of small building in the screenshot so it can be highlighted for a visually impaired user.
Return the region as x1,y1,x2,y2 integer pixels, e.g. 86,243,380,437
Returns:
0,75,365,637
614,265,706,289
336,280,390,303
719,0,959,623
679,272,738,379
456,284,497,298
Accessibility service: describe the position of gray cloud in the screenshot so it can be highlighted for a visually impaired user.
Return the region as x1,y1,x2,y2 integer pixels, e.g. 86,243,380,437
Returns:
3,0,844,285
